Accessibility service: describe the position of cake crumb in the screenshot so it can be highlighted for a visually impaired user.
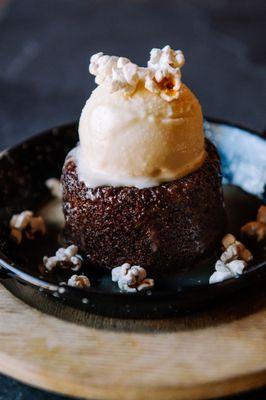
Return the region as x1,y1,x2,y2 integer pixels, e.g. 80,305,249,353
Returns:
67,274,90,289
209,234,252,284
43,245,82,272
45,178,63,199
112,263,154,293
10,210,46,244
241,205,266,242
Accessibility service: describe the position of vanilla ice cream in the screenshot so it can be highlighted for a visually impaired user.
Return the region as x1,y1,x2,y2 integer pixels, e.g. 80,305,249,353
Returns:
75,46,206,188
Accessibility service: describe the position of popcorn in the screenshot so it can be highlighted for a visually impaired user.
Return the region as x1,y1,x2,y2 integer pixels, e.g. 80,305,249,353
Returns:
209,269,234,285
89,53,140,95
111,263,154,293
27,216,46,239
67,274,90,289
209,234,252,284
137,278,155,292
257,205,266,224
89,46,185,102
209,259,247,284
242,222,266,242
10,210,33,231
220,243,239,263
226,260,247,275
10,210,46,244
214,260,227,271
10,228,22,244
111,262,130,282
241,205,266,242
43,256,59,272
148,46,185,72
221,233,236,249
43,245,82,272
45,178,63,199
220,234,253,263
146,45,185,101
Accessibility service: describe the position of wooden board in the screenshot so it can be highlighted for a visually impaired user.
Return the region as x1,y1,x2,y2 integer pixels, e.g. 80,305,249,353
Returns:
0,284,265,400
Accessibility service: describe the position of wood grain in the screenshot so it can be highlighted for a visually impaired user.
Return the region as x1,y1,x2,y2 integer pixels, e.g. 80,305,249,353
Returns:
0,284,265,400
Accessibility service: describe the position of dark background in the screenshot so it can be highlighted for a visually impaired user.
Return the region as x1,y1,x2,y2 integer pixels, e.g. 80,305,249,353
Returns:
0,0,265,399
0,0,266,152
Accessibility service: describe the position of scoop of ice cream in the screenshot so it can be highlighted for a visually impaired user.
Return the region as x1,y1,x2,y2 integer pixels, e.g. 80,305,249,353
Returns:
77,81,205,188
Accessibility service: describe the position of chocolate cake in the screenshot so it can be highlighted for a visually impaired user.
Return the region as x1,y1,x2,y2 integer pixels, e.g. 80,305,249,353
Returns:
62,140,226,271
61,46,226,273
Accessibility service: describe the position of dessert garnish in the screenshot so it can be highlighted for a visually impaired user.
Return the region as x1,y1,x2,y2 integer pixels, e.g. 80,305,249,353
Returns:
43,245,82,272
67,274,91,289
89,45,185,101
45,178,63,199
146,46,185,101
209,234,253,284
241,205,266,242
10,210,46,244
111,263,154,292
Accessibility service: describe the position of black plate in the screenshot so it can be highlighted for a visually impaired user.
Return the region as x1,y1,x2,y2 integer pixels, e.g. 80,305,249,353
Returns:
0,119,265,319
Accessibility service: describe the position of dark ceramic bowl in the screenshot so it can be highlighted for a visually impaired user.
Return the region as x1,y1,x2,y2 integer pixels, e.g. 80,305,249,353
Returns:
0,119,265,319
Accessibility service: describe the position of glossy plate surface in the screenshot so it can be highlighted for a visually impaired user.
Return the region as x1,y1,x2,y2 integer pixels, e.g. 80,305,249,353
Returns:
0,119,265,318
